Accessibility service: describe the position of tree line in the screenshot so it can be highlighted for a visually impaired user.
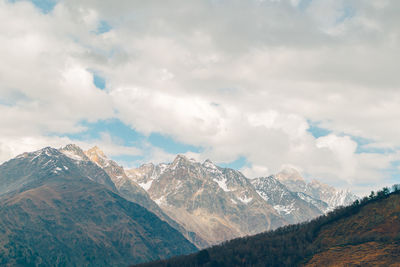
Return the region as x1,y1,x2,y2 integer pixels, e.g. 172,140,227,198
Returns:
135,184,400,267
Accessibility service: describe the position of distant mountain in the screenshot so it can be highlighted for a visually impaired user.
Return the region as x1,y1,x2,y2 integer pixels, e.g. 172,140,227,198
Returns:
275,167,358,209
136,186,400,266
250,176,325,223
0,144,360,265
82,145,207,248
126,155,350,246
0,147,196,266
127,155,286,246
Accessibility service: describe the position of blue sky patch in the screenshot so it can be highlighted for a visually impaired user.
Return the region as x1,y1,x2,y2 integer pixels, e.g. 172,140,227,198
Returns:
60,119,204,166
63,119,144,147
57,118,255,170
148,133,202,154
307,121,332,138
96,20,112,34
218,156,248,170
348,135,395,154
9,0,58,13
93,73,106,90
31,0,57,13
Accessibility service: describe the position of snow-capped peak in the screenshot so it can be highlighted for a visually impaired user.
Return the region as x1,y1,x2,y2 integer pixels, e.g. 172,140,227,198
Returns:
203,159,217,169
59,144,88,161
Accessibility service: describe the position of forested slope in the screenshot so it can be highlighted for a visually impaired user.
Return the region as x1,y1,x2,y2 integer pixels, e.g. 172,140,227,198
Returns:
136,185,400,267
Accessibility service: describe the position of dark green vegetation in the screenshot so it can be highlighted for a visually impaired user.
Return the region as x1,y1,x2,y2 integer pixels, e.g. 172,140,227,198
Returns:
136,185,400,267
0,148,197,266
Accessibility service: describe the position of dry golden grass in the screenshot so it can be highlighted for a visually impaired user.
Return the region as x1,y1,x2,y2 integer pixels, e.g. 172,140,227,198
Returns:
304,194,400,266
305,241,400,267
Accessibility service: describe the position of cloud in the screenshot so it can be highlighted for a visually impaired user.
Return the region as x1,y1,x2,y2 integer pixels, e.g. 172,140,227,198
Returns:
0,0,399,195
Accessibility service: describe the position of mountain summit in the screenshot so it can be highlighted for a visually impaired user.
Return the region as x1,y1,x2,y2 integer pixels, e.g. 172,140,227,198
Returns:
127,156,284,246
126,157,352,246
0,146,197,266
274,168,358,208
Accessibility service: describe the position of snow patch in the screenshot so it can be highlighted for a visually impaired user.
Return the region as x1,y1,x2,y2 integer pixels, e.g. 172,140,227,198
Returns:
61,151,83,161
238,195,253,204
139,179,153,191
204,160,222,175
53,167,62,174
231,198,237,204
154,196,166,206
273,203,296,215
213,178,231,192
255,190,270,202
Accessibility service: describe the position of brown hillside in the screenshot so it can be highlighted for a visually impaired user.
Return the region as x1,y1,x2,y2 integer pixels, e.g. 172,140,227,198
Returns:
135,188,400,266
305,241,400,267
302,194,400,266
315,194,400,247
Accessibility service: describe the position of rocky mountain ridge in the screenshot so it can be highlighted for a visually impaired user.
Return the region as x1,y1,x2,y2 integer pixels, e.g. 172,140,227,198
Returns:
126,153,358,246
0,146,196,266
0,144,358,251
128,155,285,245
61,144,207,248
274,167,358,209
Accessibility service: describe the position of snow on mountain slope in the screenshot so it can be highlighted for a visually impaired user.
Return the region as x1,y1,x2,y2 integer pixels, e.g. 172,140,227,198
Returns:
251,176,324,223
78,146,207,248
127,155,285,246
275,168,358,209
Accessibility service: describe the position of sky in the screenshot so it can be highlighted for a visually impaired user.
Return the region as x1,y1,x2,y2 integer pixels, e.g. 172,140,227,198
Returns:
0,0,399,195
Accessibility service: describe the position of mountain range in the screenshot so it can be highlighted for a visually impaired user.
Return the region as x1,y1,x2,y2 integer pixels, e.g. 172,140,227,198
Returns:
136,186,400,266
126,153,357,246
0,144,358,265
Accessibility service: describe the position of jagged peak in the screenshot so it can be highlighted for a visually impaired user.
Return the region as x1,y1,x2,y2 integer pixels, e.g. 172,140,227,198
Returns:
203,159,214,164
61,144,82,151
202,159,218,169
140,162,155,169
253,175,279,183
15,146,62,161
35,146,60,156
84,146,110,168
275,167,304,182
172,154,189,164
86,146,107,158
59,144,89,162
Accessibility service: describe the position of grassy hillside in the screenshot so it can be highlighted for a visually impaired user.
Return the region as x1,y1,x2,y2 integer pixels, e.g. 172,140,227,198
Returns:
136,185,400,267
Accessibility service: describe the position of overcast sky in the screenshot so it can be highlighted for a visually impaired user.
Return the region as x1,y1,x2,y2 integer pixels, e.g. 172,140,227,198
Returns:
1,0,399,195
